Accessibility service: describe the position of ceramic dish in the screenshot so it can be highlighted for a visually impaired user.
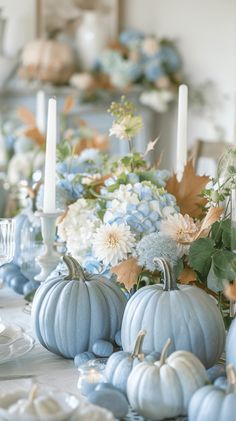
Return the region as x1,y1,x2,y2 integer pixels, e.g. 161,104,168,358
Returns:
0,332,34,364
0,390,79,421
0,321,22,347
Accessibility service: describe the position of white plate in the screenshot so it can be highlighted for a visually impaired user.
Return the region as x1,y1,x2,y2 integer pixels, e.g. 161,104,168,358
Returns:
0,332,34,364
0,321,22,346
0,390,79,421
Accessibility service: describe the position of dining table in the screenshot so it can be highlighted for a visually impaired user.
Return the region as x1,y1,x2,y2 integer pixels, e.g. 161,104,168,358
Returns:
0,285,187,421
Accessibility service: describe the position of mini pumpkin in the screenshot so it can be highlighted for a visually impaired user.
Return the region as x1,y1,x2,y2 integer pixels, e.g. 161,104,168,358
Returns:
189,364,236,421
20,39,75,84
127,338,209,421
32,255,127,358
105,330,146,394
121,258,225,368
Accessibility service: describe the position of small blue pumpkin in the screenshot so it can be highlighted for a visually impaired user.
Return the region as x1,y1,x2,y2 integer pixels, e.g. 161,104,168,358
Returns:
88,387,128,419
74,352,95,368
189,364,236,421
105,330,146,394
92,340,113,357
32,255,127,358
226,316,236,371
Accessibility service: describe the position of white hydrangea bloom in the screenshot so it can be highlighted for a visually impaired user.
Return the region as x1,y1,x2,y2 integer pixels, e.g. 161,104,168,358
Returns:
58,198,101,261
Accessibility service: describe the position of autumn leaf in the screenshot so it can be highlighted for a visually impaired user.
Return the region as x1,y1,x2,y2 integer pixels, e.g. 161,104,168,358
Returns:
166,160,210,218
194,206,224,240
111,257,142,290
63,95,75,114
179,267,197,284
17,106,36,126
144,137,159,156
24,127,45,147
224,281,236,301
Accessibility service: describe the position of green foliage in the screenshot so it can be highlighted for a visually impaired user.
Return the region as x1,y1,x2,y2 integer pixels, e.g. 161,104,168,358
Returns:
189,218,236,291
56,140,72,161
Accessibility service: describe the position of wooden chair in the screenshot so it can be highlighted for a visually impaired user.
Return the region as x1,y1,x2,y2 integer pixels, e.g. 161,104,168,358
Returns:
189,139,228,172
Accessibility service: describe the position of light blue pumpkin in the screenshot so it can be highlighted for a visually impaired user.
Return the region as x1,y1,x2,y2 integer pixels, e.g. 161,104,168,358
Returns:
32,255,127,359
189,365,236,421
88,387,128,419
92,339,113,357
226,316,236,371
105,330,146,394
121,258,226,368
74,352,95,368
127,338,209,421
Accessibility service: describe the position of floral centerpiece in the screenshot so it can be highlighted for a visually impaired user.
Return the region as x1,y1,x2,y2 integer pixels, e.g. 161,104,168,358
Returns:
70,30,183,113
58,96,235,315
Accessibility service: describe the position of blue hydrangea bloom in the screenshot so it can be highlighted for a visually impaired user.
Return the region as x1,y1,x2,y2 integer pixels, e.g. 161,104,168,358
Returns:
36,184,72,211
160,45,182,73
119,30,144,48
144,58,165,82
58,178,84,200
103,182,178,237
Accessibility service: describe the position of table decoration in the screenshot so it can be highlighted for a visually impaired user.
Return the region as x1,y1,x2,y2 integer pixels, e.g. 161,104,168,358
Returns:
32,255,127,358
0,331,34,365
121,257,225,368
188,364,236,421
105,329,147,395
0,218,15,266
77,359,107,396
88,385,129,419
226,317,236,371
127,338,209,421
70,29,183,113
20,38,76,85
176,84,188,180
0,386,79,421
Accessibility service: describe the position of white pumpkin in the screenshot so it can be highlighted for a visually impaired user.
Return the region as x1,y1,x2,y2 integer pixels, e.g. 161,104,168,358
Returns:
121,258,225,368
127,338,209,421
20,39,75,84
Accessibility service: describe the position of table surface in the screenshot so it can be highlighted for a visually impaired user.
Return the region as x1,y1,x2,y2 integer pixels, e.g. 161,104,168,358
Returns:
0,286,187,421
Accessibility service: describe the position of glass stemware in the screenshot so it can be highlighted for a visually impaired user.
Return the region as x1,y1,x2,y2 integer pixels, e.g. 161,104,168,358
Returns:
0,218,15,266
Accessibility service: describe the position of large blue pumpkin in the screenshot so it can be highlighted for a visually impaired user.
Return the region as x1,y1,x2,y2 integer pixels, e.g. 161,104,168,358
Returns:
226,316,236,370
121,258,225,368
32,255,127,358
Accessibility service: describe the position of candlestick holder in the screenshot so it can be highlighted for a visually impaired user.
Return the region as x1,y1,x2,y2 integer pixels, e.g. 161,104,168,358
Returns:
35,210,63,282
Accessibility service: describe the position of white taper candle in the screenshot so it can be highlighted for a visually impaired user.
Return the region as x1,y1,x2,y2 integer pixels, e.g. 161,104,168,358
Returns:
43,97,57,213
176,84,188,181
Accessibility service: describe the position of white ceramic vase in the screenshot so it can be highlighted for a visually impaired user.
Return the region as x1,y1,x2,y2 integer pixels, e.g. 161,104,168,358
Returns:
76,11,110,71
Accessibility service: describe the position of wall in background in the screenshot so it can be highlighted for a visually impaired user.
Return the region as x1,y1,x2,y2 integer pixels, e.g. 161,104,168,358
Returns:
121,0,236,172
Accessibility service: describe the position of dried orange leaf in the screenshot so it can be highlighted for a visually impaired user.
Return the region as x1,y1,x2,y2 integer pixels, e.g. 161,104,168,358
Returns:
56,209,68,225
63,95,75,114
224,281,236,301
111,257,142,291
24,127,45,147
17,106,36,126
194,206,224,240
179,267,197,284
166,160,210,218
144,137,159,156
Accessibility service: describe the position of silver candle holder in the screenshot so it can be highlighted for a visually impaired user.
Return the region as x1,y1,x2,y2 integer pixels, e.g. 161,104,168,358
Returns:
35,210,63,282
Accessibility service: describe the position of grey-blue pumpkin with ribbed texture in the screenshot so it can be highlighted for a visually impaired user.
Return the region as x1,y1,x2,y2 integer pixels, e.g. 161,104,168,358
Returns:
188,365,236,421
121,258,225,368
32,255,127,358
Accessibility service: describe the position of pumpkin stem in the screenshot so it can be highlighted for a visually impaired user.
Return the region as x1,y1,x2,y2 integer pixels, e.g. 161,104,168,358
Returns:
226,364,236,393
158,338,171,367
29,384,38,402
131,330,146,359
153,258,179,291
63,255,87,281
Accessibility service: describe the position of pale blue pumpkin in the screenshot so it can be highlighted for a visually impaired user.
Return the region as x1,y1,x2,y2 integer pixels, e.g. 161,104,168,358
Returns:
189,365,236,421
74,352,95,368
105,330,146,394
88,387,128,419
32,255,127,358
92,339,113,357
226,316,236,371
121,258,225,368
127,338,209,421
